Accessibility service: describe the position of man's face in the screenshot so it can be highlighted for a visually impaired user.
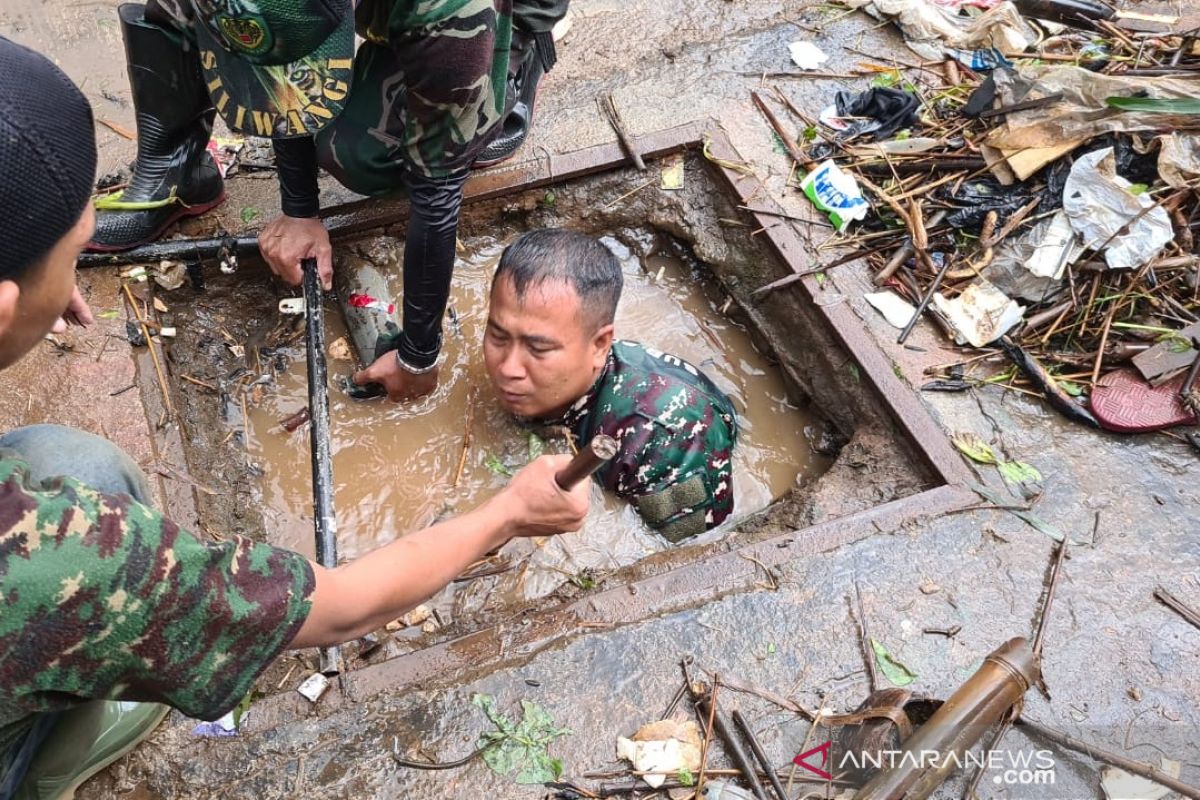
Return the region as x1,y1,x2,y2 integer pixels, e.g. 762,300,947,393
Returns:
0,205,94,369
484,275,613,420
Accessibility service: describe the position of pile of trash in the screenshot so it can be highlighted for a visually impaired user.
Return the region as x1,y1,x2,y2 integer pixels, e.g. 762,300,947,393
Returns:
752,0,1200,438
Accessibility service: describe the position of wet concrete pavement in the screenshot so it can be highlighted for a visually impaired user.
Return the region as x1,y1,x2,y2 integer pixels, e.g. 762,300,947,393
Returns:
2,0,1198,797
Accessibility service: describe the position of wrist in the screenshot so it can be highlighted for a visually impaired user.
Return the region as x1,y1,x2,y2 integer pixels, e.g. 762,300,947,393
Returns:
395,349,440,375
479,490,522,545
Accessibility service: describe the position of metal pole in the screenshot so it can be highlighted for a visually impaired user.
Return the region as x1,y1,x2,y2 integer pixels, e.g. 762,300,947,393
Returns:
303,258,341,676
555,435,619,490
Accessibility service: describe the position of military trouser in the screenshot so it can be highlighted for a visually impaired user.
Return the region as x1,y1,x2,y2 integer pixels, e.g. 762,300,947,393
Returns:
0,426,164,800
146,0,570,197
314,0,570,196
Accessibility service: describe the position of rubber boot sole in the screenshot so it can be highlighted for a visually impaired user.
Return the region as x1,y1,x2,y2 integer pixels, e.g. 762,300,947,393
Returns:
85,191,227,253
472,92,540,171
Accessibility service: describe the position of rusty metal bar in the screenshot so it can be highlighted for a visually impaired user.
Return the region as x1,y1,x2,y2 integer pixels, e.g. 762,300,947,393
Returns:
555,435,619,490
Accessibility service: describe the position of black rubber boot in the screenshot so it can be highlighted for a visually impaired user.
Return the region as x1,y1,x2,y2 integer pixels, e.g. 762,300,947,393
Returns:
474,30,556,168
89,4,224,251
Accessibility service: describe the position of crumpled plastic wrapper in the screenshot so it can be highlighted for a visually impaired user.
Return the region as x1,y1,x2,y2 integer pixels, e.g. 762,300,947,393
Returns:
1063,148,1173,271
982,210,1078,302
986,67,1200,151
616,719,703,789
1157,133,1200,188
933,278,1025,347
845,0,1034,60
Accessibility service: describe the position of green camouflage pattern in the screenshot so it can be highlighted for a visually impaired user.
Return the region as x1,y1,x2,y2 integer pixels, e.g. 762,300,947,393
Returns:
0,458,313,756
560,341,738,535
316,0,517,185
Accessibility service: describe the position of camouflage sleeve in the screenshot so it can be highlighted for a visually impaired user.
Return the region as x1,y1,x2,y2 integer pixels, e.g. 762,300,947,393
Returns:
0,461,313,722
595,402,734,540
386,0,514,177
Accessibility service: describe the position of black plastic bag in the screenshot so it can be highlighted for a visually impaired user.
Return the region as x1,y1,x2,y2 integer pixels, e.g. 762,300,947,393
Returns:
834,87,921,141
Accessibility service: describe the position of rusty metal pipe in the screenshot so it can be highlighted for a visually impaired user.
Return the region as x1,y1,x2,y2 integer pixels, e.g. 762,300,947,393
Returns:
555,434,619,490
855,638,1040,800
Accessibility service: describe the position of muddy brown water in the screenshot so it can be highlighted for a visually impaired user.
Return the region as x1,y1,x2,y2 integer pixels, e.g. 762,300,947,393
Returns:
244,232,828,608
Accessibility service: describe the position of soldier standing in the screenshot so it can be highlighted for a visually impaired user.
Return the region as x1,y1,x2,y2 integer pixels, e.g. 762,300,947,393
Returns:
88,0,569,401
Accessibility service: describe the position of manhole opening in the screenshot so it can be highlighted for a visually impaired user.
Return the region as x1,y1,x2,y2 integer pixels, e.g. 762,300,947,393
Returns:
158,148,937,679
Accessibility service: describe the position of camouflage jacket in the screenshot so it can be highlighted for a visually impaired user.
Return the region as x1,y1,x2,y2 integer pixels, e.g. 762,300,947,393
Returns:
0,458,313,757
558,341,738,541
350,0,514,177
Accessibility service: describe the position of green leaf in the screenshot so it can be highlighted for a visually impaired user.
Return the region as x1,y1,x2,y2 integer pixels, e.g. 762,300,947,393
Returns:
1058,379,1083,397
895,129,911,141
569,571,596,590
871,70,900,88
240,206,260,224
678,767,696,787
540,190,556,208
951,433,999,465
871,639,917,687
473,695,571,785
997,460,1042,485
484,453,514,477
1127,183,1149,196
232,690,254,728
97,309,119,320
767,642,777,655
1105,96,1200,115
528,433,545,461
803,125,818,142
972,484,1067,543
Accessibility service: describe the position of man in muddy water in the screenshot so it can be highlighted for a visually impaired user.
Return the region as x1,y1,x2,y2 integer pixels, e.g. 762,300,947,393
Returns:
87,0,570,403
484,229,740,542
0,38,589,800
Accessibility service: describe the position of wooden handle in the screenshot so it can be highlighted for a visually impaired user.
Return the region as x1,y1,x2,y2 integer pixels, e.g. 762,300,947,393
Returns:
554,435,619,490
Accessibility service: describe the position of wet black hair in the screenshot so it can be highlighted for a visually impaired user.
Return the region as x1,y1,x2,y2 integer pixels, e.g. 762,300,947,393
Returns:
493,228,623,331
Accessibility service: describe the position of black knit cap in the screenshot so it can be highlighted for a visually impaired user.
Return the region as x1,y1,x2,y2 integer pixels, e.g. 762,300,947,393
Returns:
0,36,97,281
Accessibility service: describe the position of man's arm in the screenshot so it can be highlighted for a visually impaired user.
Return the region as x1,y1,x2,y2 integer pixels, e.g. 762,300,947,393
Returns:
257,136,333,289
290,453,587,647
351,171,466,400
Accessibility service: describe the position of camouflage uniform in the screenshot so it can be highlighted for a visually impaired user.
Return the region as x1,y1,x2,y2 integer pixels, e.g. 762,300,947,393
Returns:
557,342,738,542
0,425,313,774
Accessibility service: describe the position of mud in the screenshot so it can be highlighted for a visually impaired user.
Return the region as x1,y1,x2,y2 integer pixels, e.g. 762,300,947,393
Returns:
161,156,926,650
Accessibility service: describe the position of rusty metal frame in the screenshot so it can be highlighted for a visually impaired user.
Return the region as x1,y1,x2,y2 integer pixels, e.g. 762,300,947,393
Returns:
245,122,976,728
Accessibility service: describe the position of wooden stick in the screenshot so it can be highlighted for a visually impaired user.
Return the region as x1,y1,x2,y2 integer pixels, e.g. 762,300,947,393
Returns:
122,283,174,419
180,373,218,392
1032,539,1068,657
1154,586,1200,631
853,582,880,691
452,388,476,488
1018,717,1200,800
599,92,645,171
696,679,720,796
751,91,816,169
